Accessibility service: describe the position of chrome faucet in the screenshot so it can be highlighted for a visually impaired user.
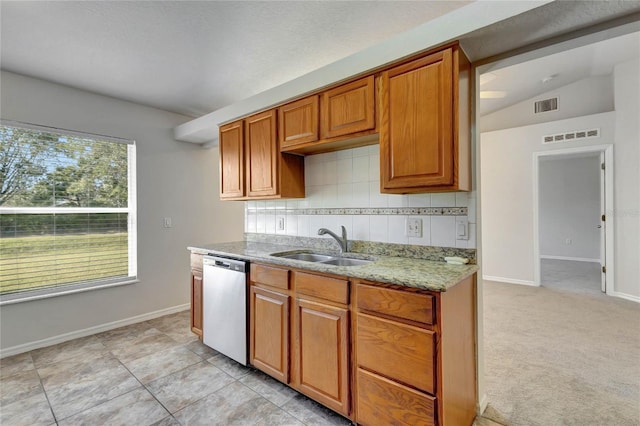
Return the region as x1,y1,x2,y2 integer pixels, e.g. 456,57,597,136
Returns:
318,226,348,254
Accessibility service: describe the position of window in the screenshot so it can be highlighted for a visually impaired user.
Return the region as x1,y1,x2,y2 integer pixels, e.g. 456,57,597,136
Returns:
0,120,137,304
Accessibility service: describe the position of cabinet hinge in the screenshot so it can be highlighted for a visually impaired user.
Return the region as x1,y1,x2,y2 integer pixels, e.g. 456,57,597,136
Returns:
602,266,606,273
602,214,606,222
601,163,605,170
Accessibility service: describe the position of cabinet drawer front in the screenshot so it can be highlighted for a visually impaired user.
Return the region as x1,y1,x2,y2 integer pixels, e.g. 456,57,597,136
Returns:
251,264,290,290
357,368,435,426
293,272,349,304
356,283,434,326
357,313,435,394
322,76,375,139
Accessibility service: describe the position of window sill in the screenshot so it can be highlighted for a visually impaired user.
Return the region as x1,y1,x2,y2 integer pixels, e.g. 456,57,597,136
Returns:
0,278,139,306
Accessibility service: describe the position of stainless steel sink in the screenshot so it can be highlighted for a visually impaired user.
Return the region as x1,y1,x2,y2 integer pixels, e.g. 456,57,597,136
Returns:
320,258,372,267
270,251,374,266
277,252,334,262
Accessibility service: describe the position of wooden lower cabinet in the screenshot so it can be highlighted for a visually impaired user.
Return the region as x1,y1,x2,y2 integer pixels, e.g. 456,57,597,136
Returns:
249,285,290,384
293,298,350,416
245,262,477,426
190,253,203,339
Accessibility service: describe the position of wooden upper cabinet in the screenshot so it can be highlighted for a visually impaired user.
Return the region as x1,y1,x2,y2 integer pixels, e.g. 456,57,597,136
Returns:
219,120,245,199
245,110,278,197
380,45,470,193
279,96,319,148
321,76,375,139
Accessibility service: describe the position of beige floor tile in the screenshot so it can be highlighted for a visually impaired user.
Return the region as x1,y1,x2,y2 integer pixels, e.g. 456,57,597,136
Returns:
207,353,251,379
108,330,181,364
58,387,168,426
124,345,202,384
183,339,220,359
146,361,235,413
0,352,35,380
94,321,157,348
0,391,55,426
30,335,107,369
0,368,43,406
173,381,303,426
239,369,298,407
43,361,140,420
281,393,351,425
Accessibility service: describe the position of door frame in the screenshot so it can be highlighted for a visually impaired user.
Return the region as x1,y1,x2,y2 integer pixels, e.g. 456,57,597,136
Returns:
532,144,614,293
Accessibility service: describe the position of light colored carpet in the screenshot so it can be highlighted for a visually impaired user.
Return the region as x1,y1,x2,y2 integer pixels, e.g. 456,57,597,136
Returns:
483,266,640,425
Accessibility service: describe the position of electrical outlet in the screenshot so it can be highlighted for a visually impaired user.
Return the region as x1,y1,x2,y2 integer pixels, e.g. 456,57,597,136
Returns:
406,218,422,238
277,216,285,231
163,217,172,228
565,238,572,245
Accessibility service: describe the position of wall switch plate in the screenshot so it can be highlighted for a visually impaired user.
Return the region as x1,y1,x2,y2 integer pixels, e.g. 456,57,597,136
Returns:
406,218,422,238
163,217,172,228
277,216,285,231
456,218,468,240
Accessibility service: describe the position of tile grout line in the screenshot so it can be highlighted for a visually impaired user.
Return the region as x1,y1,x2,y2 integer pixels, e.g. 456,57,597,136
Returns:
31,352,59,425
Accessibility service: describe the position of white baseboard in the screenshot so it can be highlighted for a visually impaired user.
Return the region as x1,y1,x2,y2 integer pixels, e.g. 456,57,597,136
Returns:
611,291,640,304
0,303,190,359
540,255,600,263
482,275,537,286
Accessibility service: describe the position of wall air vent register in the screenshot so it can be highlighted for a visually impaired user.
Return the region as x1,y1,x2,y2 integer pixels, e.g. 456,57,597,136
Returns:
534,97,559,114
542,128,600,144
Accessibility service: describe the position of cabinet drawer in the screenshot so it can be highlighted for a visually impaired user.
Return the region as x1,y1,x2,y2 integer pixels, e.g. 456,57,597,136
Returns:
357,313,435,394
357,368,436,426
293,272,349,304
251,264,290,290
356,283,434,326
190,253,203,271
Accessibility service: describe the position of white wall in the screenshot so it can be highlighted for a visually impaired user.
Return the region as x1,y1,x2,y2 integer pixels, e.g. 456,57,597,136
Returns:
481,75,614,133
481,59,639,300
539,156,601,261
612,59,640,298
0,71,244,353
245,147,477,249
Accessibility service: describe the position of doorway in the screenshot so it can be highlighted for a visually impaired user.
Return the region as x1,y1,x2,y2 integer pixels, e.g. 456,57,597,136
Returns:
533,145,614,294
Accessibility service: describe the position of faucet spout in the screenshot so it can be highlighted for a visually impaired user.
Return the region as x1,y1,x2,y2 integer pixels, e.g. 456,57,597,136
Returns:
317,226,348,254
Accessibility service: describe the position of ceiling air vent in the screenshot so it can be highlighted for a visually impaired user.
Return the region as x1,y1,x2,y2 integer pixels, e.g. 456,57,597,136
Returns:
534,97,559,114
542,128,600,144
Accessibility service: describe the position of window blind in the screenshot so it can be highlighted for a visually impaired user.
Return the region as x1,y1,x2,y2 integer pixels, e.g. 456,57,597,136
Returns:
0,121,137,303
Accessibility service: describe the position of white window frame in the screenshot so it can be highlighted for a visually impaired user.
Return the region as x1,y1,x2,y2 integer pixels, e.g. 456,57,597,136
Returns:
0,120,138,305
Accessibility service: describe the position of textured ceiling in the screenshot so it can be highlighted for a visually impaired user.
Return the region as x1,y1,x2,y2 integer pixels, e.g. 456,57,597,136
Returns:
0,0,471,117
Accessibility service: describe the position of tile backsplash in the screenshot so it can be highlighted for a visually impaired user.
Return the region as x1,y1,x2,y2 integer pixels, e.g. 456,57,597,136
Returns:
245,145,476,249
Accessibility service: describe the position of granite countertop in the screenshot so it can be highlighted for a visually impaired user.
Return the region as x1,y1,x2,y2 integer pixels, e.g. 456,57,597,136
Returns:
188,241,478,292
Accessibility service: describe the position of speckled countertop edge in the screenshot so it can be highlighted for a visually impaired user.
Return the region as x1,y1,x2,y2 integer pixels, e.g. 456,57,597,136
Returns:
188,241,478,292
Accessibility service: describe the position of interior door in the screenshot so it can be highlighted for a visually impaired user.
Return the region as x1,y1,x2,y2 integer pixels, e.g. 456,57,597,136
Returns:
599,152,606,293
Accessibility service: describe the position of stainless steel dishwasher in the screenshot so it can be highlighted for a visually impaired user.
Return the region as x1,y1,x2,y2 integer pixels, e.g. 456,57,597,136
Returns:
202,255,248,366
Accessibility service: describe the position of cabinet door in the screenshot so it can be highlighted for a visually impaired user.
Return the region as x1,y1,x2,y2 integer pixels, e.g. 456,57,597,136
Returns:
190,271,203,339
250,286,290,383
245,110,278,197
279,96,319,148
219,120,245,199
322,76,375,139
294,298,350,416
380,48,454,191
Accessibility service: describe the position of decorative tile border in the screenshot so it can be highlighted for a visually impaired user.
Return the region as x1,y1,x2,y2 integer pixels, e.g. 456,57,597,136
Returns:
245,233,477,264
245,207,467,216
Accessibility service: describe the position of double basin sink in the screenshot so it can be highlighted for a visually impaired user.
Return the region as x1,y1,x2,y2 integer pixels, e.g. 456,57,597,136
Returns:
270,251,374,267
